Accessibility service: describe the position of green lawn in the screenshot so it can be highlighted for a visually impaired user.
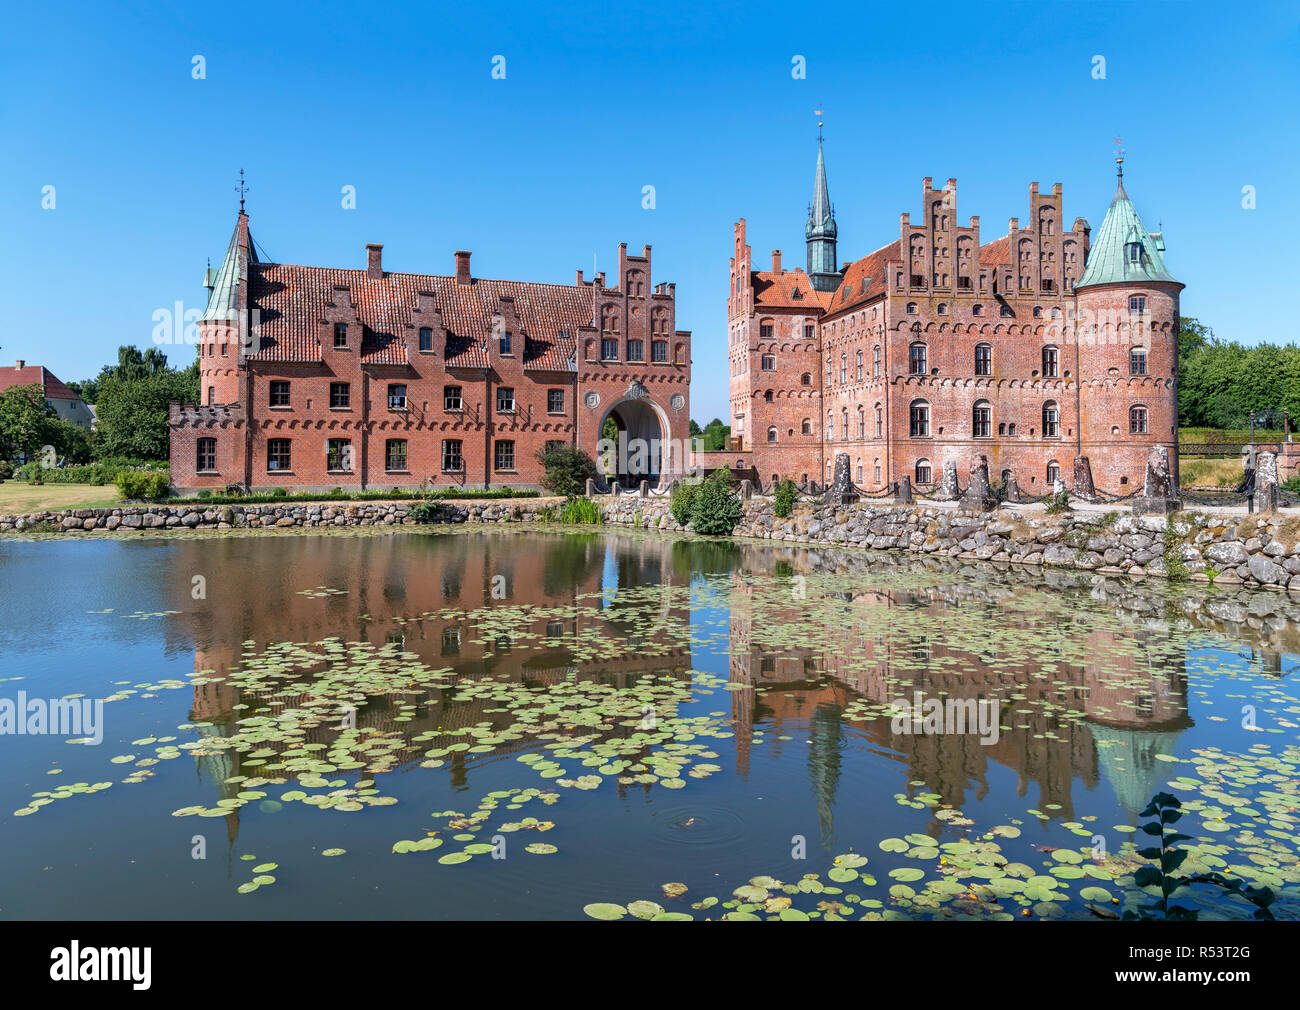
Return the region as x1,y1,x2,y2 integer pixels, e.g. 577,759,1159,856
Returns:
0,482,121,513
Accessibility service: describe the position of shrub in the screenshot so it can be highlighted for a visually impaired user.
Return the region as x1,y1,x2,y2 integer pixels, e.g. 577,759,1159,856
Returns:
116,470,170,501
537,444,601,498
408,501,445,523
0,460,13,481
773,478,798,518
270,487,288,498
1044,487,1070,515
690,471,743,536
558,497,602,525
669,481,701,525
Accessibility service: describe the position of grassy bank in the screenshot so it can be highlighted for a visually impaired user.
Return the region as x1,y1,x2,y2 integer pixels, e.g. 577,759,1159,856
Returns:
1179,458,1242,489
0,482,122,511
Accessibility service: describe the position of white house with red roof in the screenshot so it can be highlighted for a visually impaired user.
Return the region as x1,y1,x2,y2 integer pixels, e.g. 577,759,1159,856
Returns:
0,359,95,428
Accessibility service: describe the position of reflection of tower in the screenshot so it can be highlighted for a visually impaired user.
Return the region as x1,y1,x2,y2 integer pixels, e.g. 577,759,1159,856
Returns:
1088,725,1185,823
807,701,843,849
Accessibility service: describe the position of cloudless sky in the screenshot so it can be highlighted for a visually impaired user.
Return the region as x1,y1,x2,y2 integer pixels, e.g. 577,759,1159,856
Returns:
2,0,1296,420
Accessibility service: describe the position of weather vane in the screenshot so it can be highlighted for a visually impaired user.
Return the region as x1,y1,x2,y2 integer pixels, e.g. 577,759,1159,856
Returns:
815,105,824,144
1113,138,1125,178
236,168,248,212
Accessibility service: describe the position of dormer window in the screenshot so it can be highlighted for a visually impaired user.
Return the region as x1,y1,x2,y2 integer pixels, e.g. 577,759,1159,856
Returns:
419,327,433,352
499,331,512,355
791,287,803,300
333,322,348,348
1127,242,1142,264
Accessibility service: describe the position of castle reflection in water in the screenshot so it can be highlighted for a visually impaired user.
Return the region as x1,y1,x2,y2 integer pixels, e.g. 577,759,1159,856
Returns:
155,530,1298,846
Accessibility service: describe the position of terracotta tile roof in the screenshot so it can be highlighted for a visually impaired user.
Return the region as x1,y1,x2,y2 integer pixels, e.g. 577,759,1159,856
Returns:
750,267,831,310
249,265,595,370
0,364,80,400
824,240,900,317
978,235,1011,267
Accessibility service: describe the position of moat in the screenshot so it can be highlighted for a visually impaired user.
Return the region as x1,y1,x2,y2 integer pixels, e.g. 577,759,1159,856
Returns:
1,528,1296,920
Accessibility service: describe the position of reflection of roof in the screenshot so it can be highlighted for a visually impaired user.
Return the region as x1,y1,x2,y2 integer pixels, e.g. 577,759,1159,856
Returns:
0,365,81,401
1088,723,1187,821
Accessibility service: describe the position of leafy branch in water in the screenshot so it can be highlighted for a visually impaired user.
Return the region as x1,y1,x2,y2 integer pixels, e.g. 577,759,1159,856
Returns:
1123,792,1275,920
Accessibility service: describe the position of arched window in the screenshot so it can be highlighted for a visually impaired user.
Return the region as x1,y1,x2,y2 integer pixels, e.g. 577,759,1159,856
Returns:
764,390,773,402
856,460,863,484
873,345,881,376
906,302,917,314
857,406,865,438
827,410,835,441
767,426,778,443
1046,460,1060,486
1042,400,1060,438
875,403,883,438
1032,306,1043,318
760,353,775,371
974,343,992,376
909,343,928,375
937,303,948,315
1129,405,1149,434
874,459,882,484
1129,348,1147,375
841,409,849,440
855,349,863,381
909,400,930,437
972,303,983,316
840,354,848,384
915,458,932,484
759,317,775,340
1041,346,1059,378
801,418,812,435
972,400,992,438
800,372,812,386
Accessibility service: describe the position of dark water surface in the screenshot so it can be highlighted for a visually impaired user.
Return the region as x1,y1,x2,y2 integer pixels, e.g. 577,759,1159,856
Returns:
0,528,1297,920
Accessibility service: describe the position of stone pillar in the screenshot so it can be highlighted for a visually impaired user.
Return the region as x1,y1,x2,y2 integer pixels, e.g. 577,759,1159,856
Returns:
934,459,960,501
823,452,861,507
1133,445,1182,516
959,454,998,512
611,482,621,498
894,475,913,504
1254,450,1279,512
739,479,753,500
1072,455,1097,502
1005,473,1021,504
638,479,649,498
585,478,598,497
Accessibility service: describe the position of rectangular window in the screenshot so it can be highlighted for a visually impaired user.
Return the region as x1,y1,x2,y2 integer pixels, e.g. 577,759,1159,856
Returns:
444,385,462,411
266,438,291,471
327,438,352,472
196,438,217,472
761,354,775,371
910,404,929,437
330,382,350,409
499,332,512,355
975,345,992,376
419,327,433,351
651,341,668,362
1129,295,1147,313
496,387,515,413
269,380,290,407
909,344,927,375
760,323,773,339
1044,406,1060,438
388,384,407,410
333,322,348,348
494,439,515,471
1042,347,1059,378
804,324,815,340
627,339,644,361
441,439,463,472
601,338,618,360
1130,349,1147,375
547,389,564,413
385,439,408,472
973,406,991,438
1130,407,1149,434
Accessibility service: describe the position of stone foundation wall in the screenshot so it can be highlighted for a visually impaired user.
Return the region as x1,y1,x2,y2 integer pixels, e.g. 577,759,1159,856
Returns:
6,493,1300,592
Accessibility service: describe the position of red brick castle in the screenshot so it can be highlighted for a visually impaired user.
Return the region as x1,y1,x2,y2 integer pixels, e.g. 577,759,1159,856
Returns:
170,210,691,494
725,141,1181,494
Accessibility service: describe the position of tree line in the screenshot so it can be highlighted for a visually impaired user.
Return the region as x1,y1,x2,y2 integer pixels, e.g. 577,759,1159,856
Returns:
1178,318,1299,431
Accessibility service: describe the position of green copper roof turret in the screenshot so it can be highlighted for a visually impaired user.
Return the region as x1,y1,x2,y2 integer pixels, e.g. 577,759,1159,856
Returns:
201,212,258,323
1075,176,1179,290
805,141,839,292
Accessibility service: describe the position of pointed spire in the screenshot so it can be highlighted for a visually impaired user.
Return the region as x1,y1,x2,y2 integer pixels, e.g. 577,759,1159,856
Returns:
201,210,258,322
805,134,839,292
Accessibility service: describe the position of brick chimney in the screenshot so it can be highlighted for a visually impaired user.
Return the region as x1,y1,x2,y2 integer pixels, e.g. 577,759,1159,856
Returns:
771,249,782,273
455,250,472,285
366,243,383,280
15,359,25,369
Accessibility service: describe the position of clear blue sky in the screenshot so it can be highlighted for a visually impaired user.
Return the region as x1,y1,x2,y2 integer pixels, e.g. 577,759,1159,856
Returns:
2,0,1296,421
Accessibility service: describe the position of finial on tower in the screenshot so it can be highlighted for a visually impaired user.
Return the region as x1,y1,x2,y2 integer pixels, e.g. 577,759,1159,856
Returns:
236,168,248,213
1113,137,1125,180
815,105,824,144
